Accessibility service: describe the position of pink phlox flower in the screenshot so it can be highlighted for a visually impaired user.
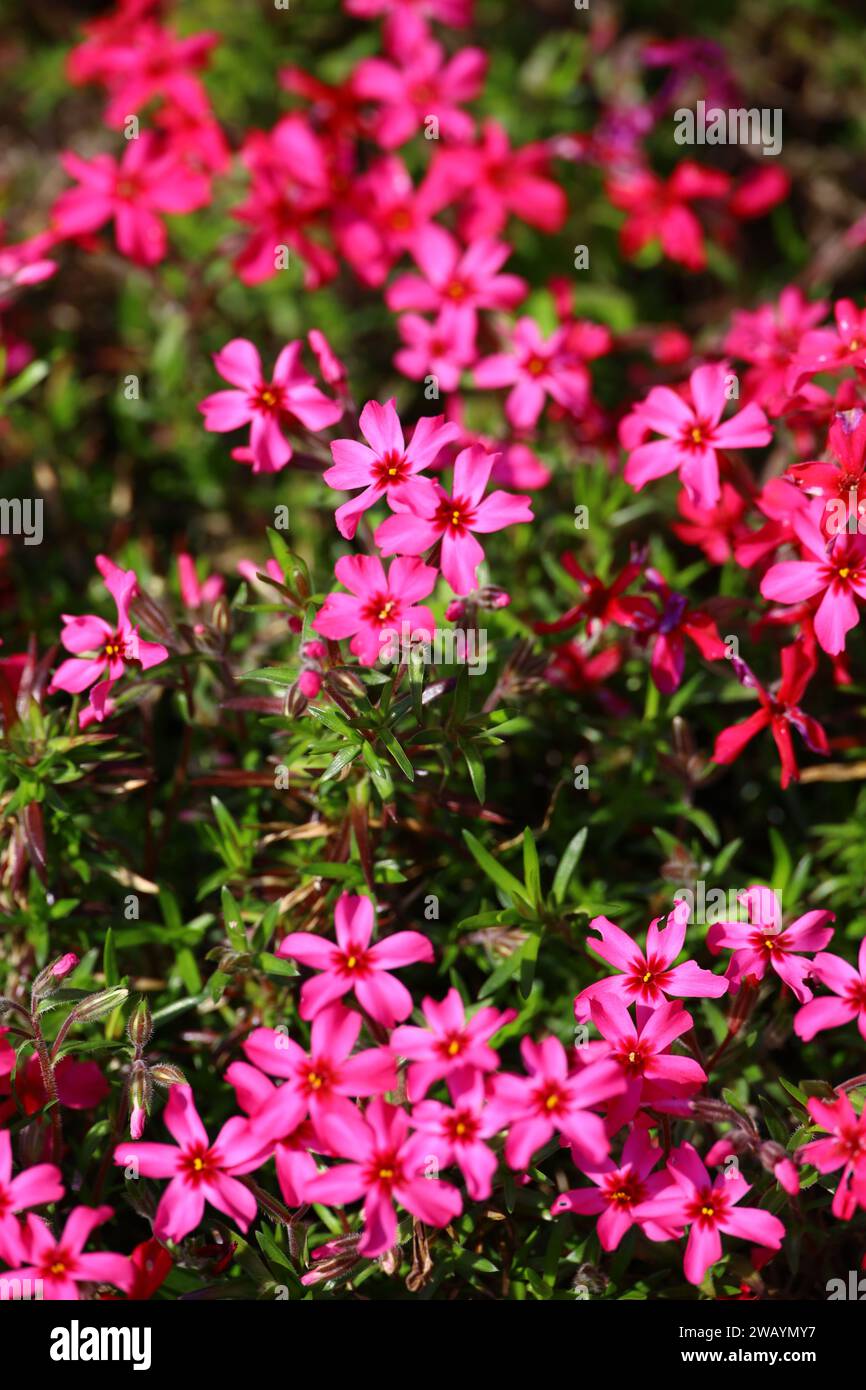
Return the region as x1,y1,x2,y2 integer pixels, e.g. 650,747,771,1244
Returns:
324,397,459,539
760,496,866,655
706,886,835,1002
621,362,772,509
241,1003,397,1144
551,1120,682,1251
49,556,169,726
390,987,515,1100
606,160,731,271
587,998,707,1130
52,131,211,267
113,1084,267,1243
303,1096,463,1256
713,640,829,789
312,554,438,666
794,937,866,1042
485,1036,625,1171
574,897,727,1022
799,1094,866,1220
787,298,866,395
386,224,527,327
395,304,478,391
374,443,533,595
226,1061,320,1209
474,317,590,431
277,892,434,1026
634,1142,785,1285
2,1205,134,1299
427,119,566,242
353,26,486,150
410,1069,501,1200
199,337,342,474
0,1129,64,1265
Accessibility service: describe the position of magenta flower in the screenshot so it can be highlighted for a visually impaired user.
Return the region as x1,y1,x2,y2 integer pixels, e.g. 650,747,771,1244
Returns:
386,226,526,327
574,899,727,1022
227,1062,319,1209
375,445,533,595
410,1070,501,1200
277,892,434,1026
2,1205,133,1299
395,305,477,391
431,119,567,242
199,338,342,475
706,887,835,1003
241,1004,397,1143
305,1097,463,1256
760,501,866,655
0,1130,63,1265
486,1037,624,1171
799,1094,866,1220
588,999,707,1128
49,557,169,726
551,1121,682,1251
634,1143,785,1285
312,554,437,666
52,132,210,267
324,398,458,540
114,1084,266,1243
354,31,486,149
606,161,730,272
622,363,771,509
390,987,515,1100
794,939,866,1042
474,317,589,431
713,640,829,790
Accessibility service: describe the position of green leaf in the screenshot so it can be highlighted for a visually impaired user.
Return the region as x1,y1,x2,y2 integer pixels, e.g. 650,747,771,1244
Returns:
459,740,486,804
221,886,247,953
103,927,118,989
522,828,541,907
462,830,532,907
552,827,587,905
378,727,414,781
259,952,299,979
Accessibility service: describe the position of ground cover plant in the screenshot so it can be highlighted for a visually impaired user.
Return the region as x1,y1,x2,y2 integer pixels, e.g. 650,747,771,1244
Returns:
1,0,866,1304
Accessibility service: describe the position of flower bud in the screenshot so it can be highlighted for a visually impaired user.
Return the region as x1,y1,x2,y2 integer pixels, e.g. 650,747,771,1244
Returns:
285,684,309,717
298,668,323,700
32,952,79,998
150,1063,187,1089
72,986,129,1023
127,998,153,1050
212,595,231,635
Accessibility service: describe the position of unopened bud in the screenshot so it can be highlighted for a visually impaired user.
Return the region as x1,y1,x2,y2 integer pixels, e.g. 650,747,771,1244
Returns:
212,596,231,635
285,684,308,717
32,952,80,999
127,998,153,1050
129,1059,151,1106
150,1063,187,1089
72,986,129,1023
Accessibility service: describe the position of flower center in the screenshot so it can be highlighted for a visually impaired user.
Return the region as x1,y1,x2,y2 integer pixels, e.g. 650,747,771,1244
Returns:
255,383,285,415
374,449,409,485
526,355,547,377
181,1144,217,1182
